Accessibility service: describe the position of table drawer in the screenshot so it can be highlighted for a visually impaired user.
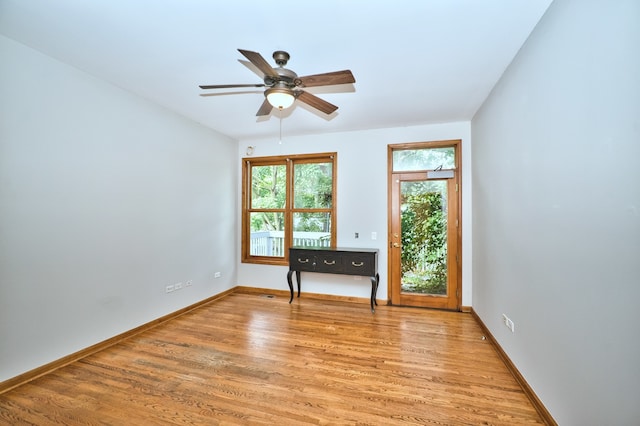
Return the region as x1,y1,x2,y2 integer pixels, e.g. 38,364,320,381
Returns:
313,252,345,273
342,253,376,276
289,250,315,272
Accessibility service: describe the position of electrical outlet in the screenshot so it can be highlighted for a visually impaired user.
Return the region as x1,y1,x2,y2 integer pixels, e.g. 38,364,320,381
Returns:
186,280,192,287
214,272,221,278
371,232,377,240
174,282,183,290
166,284,174,293
502,314,515,333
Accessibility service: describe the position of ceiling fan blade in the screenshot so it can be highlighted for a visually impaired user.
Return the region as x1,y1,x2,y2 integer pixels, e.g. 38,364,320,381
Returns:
199,83,265,89
298,70,355,88
296,91,338,115
256,98,273,116
238,49,279,79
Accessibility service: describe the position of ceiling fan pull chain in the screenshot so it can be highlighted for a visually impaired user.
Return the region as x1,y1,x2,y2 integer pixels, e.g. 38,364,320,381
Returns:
279,107,283,144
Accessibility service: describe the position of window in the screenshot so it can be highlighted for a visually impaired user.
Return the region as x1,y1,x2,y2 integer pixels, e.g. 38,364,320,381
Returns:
242,152,337,265
392,146,456,172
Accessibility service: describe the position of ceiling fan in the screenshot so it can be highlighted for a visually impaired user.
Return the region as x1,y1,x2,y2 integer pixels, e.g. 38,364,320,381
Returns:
199,49,355,116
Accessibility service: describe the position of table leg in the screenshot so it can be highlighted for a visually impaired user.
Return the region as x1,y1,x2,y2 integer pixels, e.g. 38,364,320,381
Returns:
370,274,380,313
287,270,294,303
374,273,379,306
296,270,301,298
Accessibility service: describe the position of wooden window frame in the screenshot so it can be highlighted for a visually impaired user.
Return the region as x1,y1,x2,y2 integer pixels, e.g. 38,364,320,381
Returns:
242,152,337,265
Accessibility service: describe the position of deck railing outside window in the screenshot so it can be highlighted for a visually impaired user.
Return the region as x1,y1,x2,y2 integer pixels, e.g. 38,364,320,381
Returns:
250,231,331,257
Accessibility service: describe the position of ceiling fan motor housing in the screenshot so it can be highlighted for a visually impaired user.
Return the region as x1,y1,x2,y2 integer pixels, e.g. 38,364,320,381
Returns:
264,67,301,88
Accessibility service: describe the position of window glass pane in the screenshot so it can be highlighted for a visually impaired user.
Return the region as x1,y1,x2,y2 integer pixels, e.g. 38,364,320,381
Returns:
251,165,286,209
293,162,333,208
292,212,332,248
400,180,448,295
249,212,285,257
392,147,455,172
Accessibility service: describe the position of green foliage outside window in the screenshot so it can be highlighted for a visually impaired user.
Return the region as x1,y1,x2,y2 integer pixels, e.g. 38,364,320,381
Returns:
294,163,333,210
401,190,447,294
393,147,455,172
251,164,286,232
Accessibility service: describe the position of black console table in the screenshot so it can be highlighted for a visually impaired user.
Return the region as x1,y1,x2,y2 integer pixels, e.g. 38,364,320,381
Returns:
287,246,380,312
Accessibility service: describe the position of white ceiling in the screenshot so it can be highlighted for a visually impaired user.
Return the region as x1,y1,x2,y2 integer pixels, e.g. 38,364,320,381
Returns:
0,0,553,141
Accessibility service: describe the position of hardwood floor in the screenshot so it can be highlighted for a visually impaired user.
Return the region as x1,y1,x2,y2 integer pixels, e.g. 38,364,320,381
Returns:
0,293,544,425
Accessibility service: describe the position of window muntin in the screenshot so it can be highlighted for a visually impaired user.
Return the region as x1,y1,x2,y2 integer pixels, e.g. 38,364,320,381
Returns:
243,153,336,265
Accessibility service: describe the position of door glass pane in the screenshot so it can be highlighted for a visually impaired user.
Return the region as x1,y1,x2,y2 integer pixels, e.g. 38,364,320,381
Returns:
292,212,332,248
251,165,286,209
393,147,455,172
249,212,285,257
293,162,333,208
400,180,448,295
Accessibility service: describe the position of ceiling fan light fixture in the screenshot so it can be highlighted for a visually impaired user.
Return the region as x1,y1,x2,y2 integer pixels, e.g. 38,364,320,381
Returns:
266,87,295,110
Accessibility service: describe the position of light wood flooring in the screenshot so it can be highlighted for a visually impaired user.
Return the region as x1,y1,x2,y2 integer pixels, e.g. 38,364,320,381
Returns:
0,292,544,425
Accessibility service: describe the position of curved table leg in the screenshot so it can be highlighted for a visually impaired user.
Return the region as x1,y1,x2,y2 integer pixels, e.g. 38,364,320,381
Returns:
374,273,379,306
287,270,302,304
370,273,380,313
287,270,294,303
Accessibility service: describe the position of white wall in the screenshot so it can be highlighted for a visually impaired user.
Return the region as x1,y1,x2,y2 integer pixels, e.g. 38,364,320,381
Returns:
0,35,238,382
237,122,472,306
471,0,640,424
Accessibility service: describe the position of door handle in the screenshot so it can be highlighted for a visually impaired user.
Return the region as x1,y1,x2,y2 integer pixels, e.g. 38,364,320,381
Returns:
391,242,400,248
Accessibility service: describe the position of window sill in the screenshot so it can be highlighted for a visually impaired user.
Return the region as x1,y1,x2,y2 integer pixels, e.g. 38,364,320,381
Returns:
242,257,288,266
